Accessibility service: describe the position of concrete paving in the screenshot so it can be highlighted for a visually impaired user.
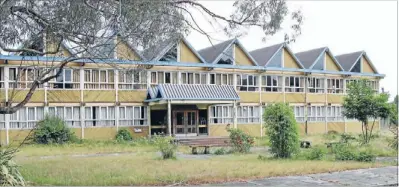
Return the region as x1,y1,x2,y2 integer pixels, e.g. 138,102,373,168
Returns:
199,166,398,187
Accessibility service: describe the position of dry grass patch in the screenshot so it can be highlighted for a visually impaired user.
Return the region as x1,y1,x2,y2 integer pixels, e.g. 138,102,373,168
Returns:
17,153,386,186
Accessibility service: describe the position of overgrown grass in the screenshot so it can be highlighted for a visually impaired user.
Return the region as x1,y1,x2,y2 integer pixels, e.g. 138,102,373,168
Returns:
17,153,387,186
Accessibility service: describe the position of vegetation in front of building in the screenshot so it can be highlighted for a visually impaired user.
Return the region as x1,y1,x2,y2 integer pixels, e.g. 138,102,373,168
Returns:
263,103,299,158
153,135,177,160
31,115,77,144
227,128,254,153
0,148,25,186
115,129,133,142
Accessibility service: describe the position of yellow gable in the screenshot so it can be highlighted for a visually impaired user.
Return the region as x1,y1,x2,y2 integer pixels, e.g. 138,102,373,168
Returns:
283,48,300,69
325,53,341,71
361,56,376,73
235,45,256,66
179,41,201,63
116,38,141,60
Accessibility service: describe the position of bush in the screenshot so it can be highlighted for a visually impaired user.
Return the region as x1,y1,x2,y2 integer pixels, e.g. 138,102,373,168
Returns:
32,115,76,144
334,144,357,161
263,103,299,158
115,129,133,142
340,133,356,144
213,148,227,155
0,148,25,186
153,135,177,159
227,128,254,153
356,150,376,162
306,146,327,160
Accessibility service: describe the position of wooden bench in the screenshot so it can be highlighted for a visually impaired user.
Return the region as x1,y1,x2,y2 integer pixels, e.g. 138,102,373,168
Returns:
174,137,231,154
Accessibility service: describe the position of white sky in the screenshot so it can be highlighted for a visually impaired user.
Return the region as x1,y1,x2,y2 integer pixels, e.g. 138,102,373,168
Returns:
187,1,398,100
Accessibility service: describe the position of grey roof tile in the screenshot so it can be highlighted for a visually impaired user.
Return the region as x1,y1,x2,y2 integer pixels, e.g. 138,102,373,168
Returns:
335,51,363,71
295,47,326,69
198,39,235,63
249,43,284,66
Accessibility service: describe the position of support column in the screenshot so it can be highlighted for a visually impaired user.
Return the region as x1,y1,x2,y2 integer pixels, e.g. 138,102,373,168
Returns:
324,77,328,134
115,69,119,132
233,101,237,129
207,105,211,136
282,73,286,103
167,100,172,136
80,106,85,139
79,67,85,139
5,114,9,145
4,67,9,145
147,106,151,137
259,105,263,137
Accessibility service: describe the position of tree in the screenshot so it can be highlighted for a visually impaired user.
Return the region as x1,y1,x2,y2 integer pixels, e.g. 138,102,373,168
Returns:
343,80,391,144
263,103,299,158
0,0,303,114
390,95,398,126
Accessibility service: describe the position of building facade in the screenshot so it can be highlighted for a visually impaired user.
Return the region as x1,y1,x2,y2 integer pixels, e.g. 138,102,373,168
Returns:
0,37,384,144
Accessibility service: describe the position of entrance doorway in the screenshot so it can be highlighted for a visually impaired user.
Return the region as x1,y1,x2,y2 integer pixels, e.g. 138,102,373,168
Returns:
173,110,198,136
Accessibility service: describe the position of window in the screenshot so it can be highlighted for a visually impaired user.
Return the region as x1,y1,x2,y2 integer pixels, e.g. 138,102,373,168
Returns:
119,70,147,90
84,69,114,89
327,78,343,93
84,106,115,127
307,77,325,93
8,67,44,89
217,45,234,64
160,44,178,61
307,106,325,122
49,69,79,89
293,105,305,122
48,106,80,127
261,75,282,92
237,74,258,91
119,106,148,126
237,106,260,124
209,73,233,85
0,67,4,88
0,114,4,129
327,106,344,122
150,71,178,84
210,105,233,124
181,72,206,84
366,80,379,92
9,107,44,129
285,76,305,92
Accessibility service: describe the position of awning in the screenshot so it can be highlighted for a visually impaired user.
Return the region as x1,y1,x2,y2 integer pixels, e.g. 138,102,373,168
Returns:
145,84,239,104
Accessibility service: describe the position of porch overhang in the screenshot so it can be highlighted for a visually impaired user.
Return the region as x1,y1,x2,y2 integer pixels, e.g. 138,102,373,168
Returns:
145,84,239,105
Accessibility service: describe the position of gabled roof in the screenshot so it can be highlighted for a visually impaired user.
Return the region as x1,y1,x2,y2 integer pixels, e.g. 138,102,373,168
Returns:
198,39,235,64
198,38,258,65
250,43,284,66
335,51,364,71
117,35,146,61
179,38,207,63
295,47,326,69
145,84,240,101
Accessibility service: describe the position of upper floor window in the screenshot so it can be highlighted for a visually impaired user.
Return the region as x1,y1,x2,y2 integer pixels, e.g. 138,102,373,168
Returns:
261,75,282,92
50,68,79,89
307,77,325,93
119,70,147,90
217,45,234,64
327,78,343,93
285,76,305,92
84,69,114,89
209,73,234,85
366,80,379,92
8,67,44,89
160,44,178,61
181,72,206,84
151,71,178,84
237,74,258,91
0,67,4,88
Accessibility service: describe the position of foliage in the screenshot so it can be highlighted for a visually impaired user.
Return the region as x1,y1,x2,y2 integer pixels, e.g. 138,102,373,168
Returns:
263,103,299,158
388,127,398,150
343,80,392,144
32,115,76,144
356,150,376,162
227,128,254,153
153,135,177,159
334,144,376,162
213,148,227,155
306,146,327,160
0,148,25,186
339,133,356,144
115,129,133,142
324,131,339,140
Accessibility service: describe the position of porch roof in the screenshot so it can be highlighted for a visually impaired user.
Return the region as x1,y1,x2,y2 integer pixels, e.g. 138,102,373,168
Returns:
145,84,239,103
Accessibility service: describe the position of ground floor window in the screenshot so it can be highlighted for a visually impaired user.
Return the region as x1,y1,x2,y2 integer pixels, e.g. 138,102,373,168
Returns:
48,106,81,127
327,106,344,122
119,106,148,126
293,105,305,122
237,106,260,124
210,105,233,124
10,107,44,129
84,106,115,127
307,106,325,122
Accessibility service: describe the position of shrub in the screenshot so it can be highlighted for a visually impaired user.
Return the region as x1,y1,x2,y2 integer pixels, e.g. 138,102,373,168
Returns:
306,146,327,160
334,144,357,161
213,148,226,155
32,115,76,144
115,129,133,142
0,148,25,186
356,150,376,162
227,128,254,153
153,135,177,159
339,133,356,144
263,103,299,158
388,127,398,150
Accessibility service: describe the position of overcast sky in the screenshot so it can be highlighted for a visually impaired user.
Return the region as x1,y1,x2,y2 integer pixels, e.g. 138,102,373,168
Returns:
187,1,398,100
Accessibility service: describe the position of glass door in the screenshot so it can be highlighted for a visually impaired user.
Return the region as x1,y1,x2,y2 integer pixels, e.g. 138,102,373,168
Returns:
173,110,198,136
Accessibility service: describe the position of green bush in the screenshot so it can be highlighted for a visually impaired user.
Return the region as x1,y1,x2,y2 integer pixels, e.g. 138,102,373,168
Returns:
153,135,177,159
340,133,356,144
227,128,254,153
0,148,25,186
306,146,327,160
263,103,299,158
115,129,133,142
32,115,76,144
213,148,227,155
334,144,357,161
356,150,376,162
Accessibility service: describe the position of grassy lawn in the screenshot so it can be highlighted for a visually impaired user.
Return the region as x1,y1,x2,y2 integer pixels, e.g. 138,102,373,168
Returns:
17,153,388,186
8,131,396,186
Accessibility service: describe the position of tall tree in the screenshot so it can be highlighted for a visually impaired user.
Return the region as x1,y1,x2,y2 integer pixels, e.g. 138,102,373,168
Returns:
343,80,391,144
0,0,303,114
